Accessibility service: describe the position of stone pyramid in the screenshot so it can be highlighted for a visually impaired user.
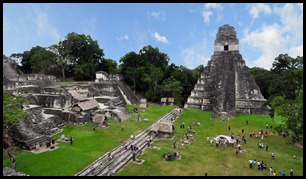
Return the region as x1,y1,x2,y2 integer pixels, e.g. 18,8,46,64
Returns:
184,24,270,119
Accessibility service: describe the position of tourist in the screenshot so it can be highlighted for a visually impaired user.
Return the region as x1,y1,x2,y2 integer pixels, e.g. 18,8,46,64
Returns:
265,143,269,151
147,138,151,147
93,125,96,131
228,125,230,130
237,143,241,150
243,136,247,144
216,138,219,147
249,159,253,168
282,170,286,176
108,152,112,161
262,162,266,170
138,113,141,122
121,126,124,131
270,125,273,131
257,161,261,170
253,159,256,168
246,120,248,125
210,139,214,146
242,129,244,133
290,168,293,176
273,171,276,176
293,154,296,159
270,166,273,176
265,130,269,137
130,135,135,140
271,151,275,159
124,142,128,150
266,123,269,128
70,137,73,145
120,137,123,144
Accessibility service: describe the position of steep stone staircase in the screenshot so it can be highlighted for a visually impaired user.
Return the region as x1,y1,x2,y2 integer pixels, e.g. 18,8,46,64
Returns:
116,80,139,105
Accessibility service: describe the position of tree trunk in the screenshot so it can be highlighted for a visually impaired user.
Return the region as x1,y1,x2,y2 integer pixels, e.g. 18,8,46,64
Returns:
62,68,65,80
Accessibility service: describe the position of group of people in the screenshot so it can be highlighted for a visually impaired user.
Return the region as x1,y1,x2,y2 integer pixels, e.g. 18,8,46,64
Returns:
249,159,267,170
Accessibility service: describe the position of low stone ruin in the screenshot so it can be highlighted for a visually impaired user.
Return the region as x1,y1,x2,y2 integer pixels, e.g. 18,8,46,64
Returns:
139,98,148,108
3,167,29,176
163,152,181,161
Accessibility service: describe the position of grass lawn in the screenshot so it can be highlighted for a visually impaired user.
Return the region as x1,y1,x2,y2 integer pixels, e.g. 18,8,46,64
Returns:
116,109,303,176
3,104,175,176
3,105,303,176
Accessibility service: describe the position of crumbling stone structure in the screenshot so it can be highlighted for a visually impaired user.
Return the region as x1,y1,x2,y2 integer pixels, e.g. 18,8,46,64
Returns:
184,24,270,119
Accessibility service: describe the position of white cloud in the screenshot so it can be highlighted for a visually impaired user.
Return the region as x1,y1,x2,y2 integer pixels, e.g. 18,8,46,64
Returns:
274,3,303,42
181,32,210,69
120,35,129,40
242,3,303,70
33,6,61,41
201,3,223,24
242,24,286,70
289,46,303,58
204,3,222,9
249,3,272,19
181,48,210,69
151,32,169,44
147,10,166,22
202,11,213,24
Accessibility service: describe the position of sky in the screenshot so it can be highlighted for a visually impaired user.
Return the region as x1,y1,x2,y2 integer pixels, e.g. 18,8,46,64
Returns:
3,3,303,70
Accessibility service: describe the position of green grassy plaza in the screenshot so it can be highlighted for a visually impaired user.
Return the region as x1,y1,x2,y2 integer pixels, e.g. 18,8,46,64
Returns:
3,104,303,176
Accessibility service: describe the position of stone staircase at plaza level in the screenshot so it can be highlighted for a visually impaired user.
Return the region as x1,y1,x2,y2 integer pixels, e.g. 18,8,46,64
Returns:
75,107,182,176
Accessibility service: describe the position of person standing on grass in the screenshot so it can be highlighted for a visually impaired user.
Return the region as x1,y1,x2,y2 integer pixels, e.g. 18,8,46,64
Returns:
249,159,253,168
272,151,275,159
269,167,273,176
282,171,286,176
290,168,293,176
70,137,73,145
265,143,269,151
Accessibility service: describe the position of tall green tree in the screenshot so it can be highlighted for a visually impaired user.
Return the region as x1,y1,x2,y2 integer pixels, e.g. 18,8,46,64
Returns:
271,54,303,72
249,67,272,100
3,86,29,135
59,32,104,80
98,58,119,74
139,45,169,71
161,76,183,99
48,41,74,80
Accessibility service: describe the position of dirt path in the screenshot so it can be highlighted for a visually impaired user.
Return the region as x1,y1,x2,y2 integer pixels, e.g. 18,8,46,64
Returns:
294,143,303,148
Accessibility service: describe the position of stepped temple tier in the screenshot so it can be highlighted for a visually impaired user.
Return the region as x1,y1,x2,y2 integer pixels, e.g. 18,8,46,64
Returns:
184,24,271,119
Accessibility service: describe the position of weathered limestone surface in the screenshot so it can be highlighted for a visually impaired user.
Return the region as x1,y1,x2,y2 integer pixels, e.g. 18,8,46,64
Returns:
184,24,270,119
